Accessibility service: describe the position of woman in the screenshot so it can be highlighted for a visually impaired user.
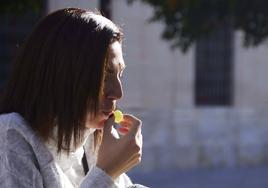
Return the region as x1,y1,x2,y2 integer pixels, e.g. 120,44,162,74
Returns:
0,8,146,188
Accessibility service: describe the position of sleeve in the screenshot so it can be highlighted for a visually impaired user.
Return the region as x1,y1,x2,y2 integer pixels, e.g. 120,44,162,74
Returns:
115,173,150,188
114,173,133,187
79,166,118,188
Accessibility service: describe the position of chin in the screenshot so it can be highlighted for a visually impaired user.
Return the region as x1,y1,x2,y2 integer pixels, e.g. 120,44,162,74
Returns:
85,120,105,129
95,126,104,130
96,120,106,129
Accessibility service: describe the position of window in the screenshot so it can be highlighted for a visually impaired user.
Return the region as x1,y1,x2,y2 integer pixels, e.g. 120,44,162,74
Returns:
195,22,234,106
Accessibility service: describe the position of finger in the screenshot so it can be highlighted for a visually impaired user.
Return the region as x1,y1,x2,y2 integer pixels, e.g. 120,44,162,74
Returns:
136,133,143,147
103,114,115,134
125,148,142,166
121,114,139,123
119,121,130,128
126,118,142,137
118,126,129,135
118,114,139,129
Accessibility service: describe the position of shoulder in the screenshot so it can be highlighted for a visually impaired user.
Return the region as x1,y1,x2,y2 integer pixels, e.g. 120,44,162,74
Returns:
0,113,36,155
0,113,63,188
0,112,41,165
0,112,33,136
0,113,51,187
0,112,53,163
0,112,51,172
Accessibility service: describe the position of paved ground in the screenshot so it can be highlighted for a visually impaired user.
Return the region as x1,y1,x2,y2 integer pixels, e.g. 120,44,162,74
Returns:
128,165,268,188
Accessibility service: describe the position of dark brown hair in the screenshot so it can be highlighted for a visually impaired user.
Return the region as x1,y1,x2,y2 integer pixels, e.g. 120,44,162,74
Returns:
0,8,123,153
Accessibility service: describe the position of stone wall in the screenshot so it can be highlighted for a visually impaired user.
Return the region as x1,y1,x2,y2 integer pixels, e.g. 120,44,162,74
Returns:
48,0,268,172
112,0,268,172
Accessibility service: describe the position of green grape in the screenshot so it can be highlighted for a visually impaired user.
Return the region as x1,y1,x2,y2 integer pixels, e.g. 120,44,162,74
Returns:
114,110,123,123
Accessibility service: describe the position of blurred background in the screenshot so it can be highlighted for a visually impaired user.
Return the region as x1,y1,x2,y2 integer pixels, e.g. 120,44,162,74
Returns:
1,0,268,187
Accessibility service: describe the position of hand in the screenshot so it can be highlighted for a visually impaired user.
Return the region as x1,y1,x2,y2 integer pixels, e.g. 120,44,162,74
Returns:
96,114,143,179
117,114,139,136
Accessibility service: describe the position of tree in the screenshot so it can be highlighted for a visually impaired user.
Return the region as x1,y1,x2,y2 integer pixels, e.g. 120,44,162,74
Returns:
1,0,268,52
0,0,44,15
128,0,268,52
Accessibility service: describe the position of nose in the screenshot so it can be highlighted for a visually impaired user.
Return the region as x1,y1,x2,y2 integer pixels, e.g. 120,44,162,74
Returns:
105,77,123,101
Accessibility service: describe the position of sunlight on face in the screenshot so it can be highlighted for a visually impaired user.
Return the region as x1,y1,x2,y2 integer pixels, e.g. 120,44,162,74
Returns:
85,41,125,129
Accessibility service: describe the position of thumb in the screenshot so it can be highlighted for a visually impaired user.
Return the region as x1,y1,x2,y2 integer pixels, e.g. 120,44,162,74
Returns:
103,114,115,134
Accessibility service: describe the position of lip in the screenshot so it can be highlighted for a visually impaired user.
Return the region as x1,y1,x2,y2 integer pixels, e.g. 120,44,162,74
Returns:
101,110,113,117
101,101,116,113
101,106,116,116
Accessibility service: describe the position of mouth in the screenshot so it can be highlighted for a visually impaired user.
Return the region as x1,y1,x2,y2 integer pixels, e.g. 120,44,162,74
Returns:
100,103,116,118
101,110,113,117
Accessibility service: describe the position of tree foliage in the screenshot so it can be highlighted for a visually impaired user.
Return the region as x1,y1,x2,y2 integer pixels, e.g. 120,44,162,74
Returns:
1,0,268,52
0,0,43,15
128,0,268,52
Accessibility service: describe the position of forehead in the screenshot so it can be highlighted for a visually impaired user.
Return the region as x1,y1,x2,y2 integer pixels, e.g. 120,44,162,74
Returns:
108,41,125,69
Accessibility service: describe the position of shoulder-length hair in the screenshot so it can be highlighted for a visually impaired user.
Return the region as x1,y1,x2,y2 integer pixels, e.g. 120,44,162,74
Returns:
0,8,123,153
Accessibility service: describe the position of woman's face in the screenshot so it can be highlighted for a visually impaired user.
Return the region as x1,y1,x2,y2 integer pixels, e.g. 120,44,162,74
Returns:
86,41,125,129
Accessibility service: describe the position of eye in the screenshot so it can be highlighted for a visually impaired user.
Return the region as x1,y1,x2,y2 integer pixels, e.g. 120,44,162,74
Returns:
106,66,115,74
104,71,111,82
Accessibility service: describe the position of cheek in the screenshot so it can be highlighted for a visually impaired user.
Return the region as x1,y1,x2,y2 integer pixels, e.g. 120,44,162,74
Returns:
103,75,112,93
85,113,96,128
85,113,104,129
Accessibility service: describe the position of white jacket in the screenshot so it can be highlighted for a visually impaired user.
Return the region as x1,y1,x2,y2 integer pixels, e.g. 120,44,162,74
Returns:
0,112,147,188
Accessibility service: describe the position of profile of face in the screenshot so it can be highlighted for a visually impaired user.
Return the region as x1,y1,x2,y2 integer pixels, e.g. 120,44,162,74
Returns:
86,41,125,129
